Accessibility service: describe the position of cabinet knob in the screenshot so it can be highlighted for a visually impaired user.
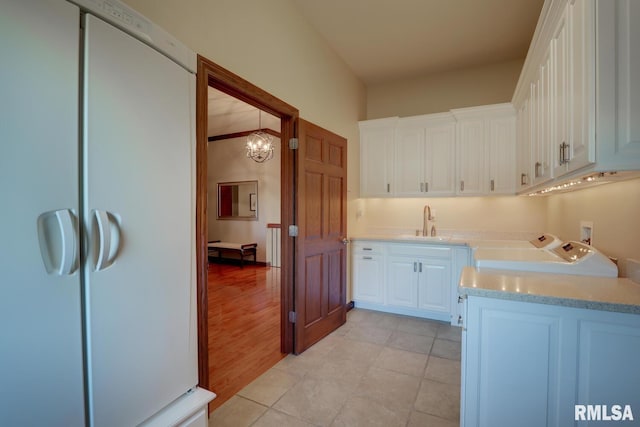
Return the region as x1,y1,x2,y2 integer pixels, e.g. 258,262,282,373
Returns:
420,182,424,192
490,179,495,192
458,315,463,325
460,180,465,192
425,182,429,192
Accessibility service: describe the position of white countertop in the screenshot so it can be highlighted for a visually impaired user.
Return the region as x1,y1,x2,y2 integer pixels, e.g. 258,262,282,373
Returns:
459,266,640,314
349,234,469,246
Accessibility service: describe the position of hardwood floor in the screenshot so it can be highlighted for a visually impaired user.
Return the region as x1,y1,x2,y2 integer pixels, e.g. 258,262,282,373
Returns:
207,262,285,412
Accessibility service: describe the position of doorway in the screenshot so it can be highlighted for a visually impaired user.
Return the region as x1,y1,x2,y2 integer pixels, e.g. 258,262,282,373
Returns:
195,56,298,409
206,87,284,410
196,56,349,413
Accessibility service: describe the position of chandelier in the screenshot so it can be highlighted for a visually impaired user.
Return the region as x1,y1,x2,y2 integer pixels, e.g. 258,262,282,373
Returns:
246,110,274,163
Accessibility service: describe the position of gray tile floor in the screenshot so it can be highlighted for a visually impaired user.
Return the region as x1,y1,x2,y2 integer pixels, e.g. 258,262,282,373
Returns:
209,309,461,427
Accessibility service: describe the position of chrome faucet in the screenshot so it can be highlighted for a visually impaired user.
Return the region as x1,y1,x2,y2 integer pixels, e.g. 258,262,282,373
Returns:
422,205,433,236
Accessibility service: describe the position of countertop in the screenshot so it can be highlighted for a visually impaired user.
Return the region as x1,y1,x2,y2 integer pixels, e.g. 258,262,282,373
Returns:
349,234,469,246
459,266,640,314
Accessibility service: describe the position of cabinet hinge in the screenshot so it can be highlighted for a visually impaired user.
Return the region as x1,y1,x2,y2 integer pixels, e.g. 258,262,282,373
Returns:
288,311,297,323
288,225,299,237
289,138,299,149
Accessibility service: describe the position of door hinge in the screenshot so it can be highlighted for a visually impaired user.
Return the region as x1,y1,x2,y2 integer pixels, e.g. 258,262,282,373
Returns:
288,225,299,237
289,311,297,323
289,138,299,149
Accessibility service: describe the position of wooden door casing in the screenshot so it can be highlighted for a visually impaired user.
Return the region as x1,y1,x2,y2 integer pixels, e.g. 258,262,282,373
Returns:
295,119,347,354
196,55,299,391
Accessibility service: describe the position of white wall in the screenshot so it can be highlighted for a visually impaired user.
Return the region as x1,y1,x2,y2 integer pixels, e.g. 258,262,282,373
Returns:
366,59,524,119
351,196,548,239
207,137,281,262
547,178,640,267
124,0,367,228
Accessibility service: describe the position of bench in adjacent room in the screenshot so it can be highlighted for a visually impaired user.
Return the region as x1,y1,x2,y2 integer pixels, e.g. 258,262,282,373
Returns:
207,241,257,267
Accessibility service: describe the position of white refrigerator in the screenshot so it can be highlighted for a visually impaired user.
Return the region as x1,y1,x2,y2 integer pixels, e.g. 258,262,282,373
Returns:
0,0,214,426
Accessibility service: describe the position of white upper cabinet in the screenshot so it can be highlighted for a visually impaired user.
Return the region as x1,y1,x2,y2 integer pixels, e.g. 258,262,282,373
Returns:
488,115,517,194
395,114,456,197
534,47,554,185
513,0,640,192
359,105,515,198
516,98,532,189
395,121,426,196
359,117,397,197
453,104,516,196
552,9,570,178
567,0,593,171
425,120,457,195
455,118,486,195
595,0,640,169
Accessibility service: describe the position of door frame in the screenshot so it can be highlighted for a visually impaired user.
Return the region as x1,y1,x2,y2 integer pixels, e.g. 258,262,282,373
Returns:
195,55,298,389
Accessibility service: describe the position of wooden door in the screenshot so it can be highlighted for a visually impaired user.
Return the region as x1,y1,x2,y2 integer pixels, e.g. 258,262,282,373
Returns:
295,119,347,354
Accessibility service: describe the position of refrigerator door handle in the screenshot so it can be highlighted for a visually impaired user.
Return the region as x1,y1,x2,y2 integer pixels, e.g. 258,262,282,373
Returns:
94,210,120,271
37,209,78,276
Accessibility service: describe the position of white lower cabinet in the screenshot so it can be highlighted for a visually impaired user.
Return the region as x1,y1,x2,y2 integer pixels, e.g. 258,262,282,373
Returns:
386,256,450,315
352,241,468,323
352,242,385,304
417,260,450,313
462,295,640,427
386,256,420,308
353,255,385,304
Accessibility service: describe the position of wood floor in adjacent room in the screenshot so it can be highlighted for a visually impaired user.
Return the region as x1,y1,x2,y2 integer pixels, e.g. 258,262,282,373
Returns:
208,263,285,412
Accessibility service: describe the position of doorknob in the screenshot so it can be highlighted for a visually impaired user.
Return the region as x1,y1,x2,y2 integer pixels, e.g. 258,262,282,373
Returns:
340,237,349,245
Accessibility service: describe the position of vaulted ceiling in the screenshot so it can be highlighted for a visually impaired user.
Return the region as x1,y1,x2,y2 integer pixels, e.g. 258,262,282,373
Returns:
292,0,544,85
209,0,545,134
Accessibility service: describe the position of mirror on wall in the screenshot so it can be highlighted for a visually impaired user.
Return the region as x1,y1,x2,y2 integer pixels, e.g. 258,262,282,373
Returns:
217,180,258,220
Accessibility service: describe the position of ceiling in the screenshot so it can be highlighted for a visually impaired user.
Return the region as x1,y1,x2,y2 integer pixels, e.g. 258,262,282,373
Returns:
209,0,545,134
208,87,280,138
292,0,544,85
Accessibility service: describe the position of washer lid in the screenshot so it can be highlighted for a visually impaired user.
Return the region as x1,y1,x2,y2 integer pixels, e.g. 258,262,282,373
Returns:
529,233,562,249
551,241,594,262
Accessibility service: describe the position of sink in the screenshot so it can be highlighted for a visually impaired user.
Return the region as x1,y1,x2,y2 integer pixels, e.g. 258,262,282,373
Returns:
398,235,451,243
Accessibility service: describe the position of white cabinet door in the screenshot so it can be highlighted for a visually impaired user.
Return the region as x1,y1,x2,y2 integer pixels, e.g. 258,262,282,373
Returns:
487,115,516,194
394,117,456,197
516,98,532,190
394,126,425,196
553,9,570,178
360,121,395,197
84,16,197,427
353,254,385,304
425,122,456,196
533,48,554,185
456,119,487,195
576,319,640,416
463,297,564,427
595,0,640,169
0,2,85,425
567,0,594,172
386,256,418,308
417,259,451,313
463,295,640,427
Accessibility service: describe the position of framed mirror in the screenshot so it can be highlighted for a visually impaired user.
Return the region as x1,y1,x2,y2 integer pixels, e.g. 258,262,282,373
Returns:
217,180,258,220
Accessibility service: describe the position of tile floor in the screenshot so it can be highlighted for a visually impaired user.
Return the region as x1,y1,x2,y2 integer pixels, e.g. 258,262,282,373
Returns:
209,309,462,427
